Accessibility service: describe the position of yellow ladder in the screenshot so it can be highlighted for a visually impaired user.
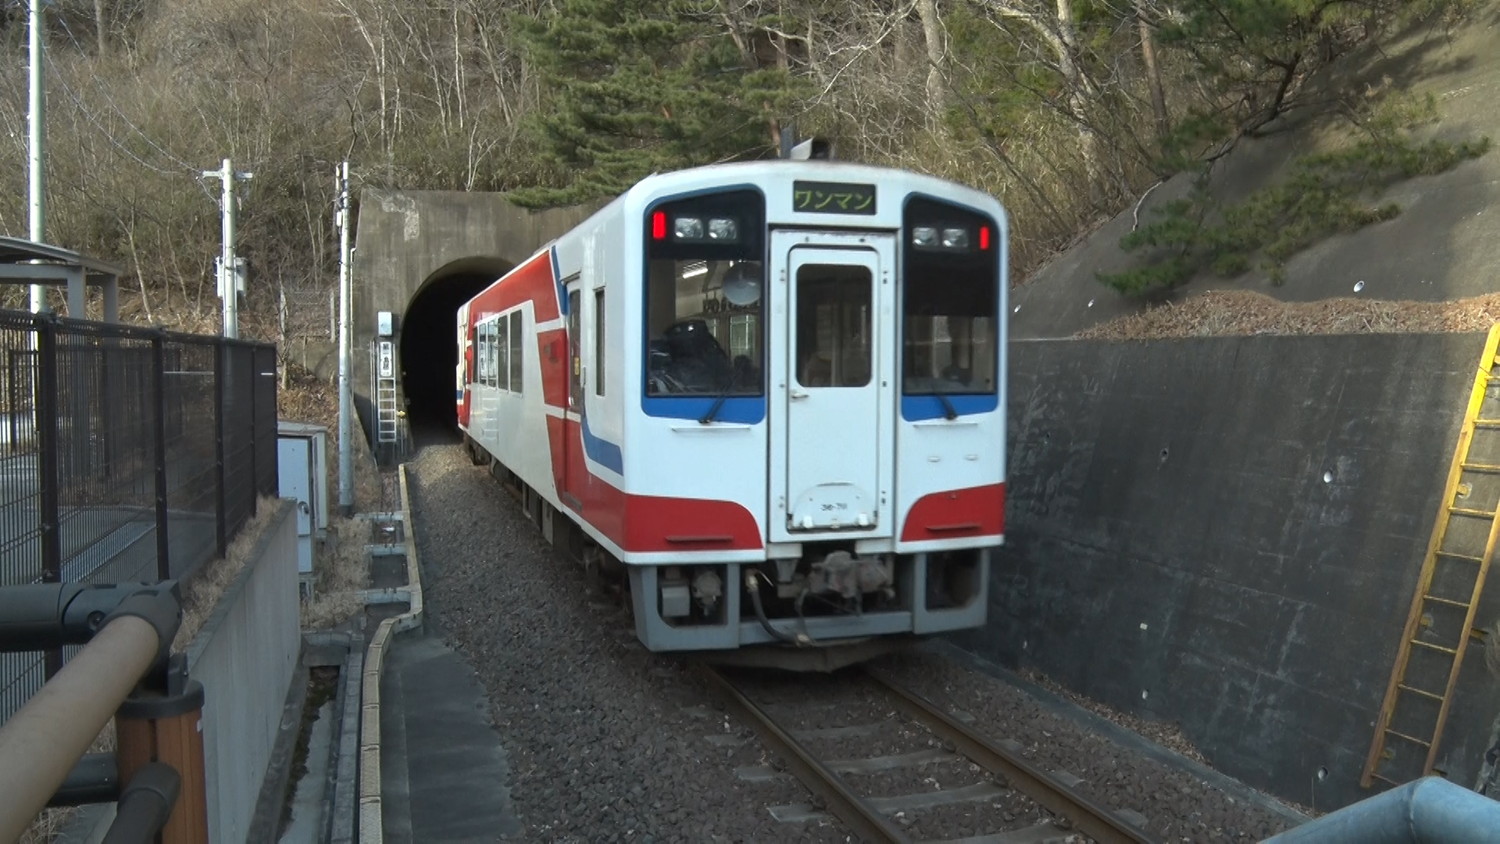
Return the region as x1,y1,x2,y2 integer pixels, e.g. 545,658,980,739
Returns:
1362,324,1500,788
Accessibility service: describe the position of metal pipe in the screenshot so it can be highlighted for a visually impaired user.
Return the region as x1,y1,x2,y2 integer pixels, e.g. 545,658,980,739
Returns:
337,160,354,517
1265,777,1500,843
0,614,160,842
28,0,45,313
102,762,180,844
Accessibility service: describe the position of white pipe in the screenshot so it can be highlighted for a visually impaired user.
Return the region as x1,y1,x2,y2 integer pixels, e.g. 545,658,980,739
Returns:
28,0,45,313
337,161,354,516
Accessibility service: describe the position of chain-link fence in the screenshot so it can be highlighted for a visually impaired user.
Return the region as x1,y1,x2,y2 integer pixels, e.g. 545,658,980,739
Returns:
0,311,277,722
279,284,334,341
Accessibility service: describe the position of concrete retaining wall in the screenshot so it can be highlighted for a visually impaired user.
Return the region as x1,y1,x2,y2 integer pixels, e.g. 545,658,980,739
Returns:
185,500,300,843
959,332,1500,811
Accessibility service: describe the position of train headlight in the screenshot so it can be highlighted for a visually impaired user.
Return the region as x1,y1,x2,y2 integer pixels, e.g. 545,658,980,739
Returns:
911,225,979,251
707,217,739,241
673,217,705,241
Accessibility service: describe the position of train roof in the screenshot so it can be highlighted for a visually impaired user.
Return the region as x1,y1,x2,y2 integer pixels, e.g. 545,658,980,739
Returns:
624,159,1003,211
505,159,1007,272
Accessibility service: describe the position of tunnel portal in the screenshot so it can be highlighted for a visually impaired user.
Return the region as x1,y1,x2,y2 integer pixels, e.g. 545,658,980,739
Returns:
399,261,509,442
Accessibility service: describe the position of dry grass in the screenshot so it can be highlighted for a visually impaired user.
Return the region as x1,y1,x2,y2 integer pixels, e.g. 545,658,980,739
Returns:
300,515,373,630
1079,291,1500,340
172,495,284,654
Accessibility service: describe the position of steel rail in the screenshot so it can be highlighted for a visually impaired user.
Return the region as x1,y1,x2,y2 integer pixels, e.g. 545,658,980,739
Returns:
700,666,913,844
865,667,1158,844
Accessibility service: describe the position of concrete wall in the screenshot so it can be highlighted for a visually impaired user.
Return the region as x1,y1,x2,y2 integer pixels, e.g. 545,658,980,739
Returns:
959,333,1500,811
185,500,300,843
349,190,593,442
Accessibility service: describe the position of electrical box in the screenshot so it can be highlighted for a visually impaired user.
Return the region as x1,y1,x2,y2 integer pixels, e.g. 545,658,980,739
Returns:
377,310,394,337
215,257,249,299
277,420,329,581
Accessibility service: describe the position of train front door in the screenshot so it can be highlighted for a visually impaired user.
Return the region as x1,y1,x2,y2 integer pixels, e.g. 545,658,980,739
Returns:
769,231,895,542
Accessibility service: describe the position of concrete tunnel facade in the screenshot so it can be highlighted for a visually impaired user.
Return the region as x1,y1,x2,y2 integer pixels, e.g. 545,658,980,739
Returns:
348,189,594,451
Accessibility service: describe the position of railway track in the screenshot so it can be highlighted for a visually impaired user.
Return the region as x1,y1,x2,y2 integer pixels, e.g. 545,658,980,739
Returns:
701,664,1160,844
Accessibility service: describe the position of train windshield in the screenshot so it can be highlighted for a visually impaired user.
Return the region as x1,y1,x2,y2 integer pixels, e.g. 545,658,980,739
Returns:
645,190,765,397
902,198,999,396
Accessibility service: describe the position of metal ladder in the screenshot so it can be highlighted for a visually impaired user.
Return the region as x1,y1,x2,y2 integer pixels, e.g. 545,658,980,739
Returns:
376,378,398,443
1363,324,1500,788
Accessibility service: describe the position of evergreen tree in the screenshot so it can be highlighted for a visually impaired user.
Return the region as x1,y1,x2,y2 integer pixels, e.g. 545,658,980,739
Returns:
515,0,801,205
1158,0,1476,144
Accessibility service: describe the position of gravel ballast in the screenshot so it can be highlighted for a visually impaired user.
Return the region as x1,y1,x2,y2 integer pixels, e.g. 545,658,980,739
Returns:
405,441,1308,841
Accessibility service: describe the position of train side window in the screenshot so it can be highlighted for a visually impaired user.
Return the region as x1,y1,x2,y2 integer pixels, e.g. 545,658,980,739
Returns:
480,321,497,389
509,311,523,393
568,290,582,409
496,314,510,392
594,290,605,397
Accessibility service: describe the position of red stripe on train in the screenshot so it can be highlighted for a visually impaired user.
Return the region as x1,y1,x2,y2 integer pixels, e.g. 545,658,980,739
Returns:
544,416,762,553
900,483,1006,541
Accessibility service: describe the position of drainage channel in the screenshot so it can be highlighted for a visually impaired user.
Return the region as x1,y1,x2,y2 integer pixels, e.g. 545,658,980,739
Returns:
354,466,424,844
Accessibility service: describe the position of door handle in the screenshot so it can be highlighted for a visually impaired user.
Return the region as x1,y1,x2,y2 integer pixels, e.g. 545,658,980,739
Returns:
790,389,809,400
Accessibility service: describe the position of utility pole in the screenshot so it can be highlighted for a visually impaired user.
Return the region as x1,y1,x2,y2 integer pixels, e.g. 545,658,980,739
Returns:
28,0,46,313
335,161,354,517
202,160,252,339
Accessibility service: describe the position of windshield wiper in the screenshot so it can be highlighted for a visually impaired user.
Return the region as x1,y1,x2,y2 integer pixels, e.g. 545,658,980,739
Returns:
699,390,732,424
936,393,959,420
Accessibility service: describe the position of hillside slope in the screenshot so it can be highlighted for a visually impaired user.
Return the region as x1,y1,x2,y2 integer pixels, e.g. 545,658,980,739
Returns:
1010,9,1500,340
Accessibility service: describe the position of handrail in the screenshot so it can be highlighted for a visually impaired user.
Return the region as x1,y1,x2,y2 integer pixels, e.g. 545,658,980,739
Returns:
0,614,159,842
1264,777,1500,842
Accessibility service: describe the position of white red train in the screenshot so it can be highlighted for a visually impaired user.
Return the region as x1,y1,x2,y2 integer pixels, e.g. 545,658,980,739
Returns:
456,158,1007,664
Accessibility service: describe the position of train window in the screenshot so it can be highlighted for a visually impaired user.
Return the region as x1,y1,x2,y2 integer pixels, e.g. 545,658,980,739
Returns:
594,290,605,397
645,259,764,396
479,320,498,389
644,189,764,398
509,311,523,393
496,314,510,391
568,290,582,409
795,265,871,388
474,323,488,386
902,198,999,395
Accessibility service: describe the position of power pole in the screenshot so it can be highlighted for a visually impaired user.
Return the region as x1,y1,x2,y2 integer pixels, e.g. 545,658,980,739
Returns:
335,161,354,517
202,159,252,339
28,0,46,313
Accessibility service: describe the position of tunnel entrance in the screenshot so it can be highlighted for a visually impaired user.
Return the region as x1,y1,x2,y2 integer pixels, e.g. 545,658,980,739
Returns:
399,261,509,447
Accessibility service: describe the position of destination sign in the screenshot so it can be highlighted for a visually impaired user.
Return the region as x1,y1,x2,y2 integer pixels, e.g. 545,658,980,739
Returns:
792,181,876,215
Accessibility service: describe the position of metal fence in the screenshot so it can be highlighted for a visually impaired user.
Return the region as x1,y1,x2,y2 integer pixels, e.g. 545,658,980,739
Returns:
0,310,277,721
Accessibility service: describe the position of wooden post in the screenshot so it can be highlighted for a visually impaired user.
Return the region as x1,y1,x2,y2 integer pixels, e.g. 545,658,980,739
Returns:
115,681,208,844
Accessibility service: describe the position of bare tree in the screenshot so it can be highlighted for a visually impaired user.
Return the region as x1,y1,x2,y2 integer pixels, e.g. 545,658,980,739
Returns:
915,0,946,123
972,0,1113,205
1136,0,1169,144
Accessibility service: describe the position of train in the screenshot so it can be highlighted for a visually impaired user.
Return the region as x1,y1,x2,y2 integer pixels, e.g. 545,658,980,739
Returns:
456,156,1007,668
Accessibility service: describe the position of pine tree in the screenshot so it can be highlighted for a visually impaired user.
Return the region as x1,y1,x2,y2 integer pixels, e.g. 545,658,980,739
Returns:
515,0,801,205
1158,0,1475,140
